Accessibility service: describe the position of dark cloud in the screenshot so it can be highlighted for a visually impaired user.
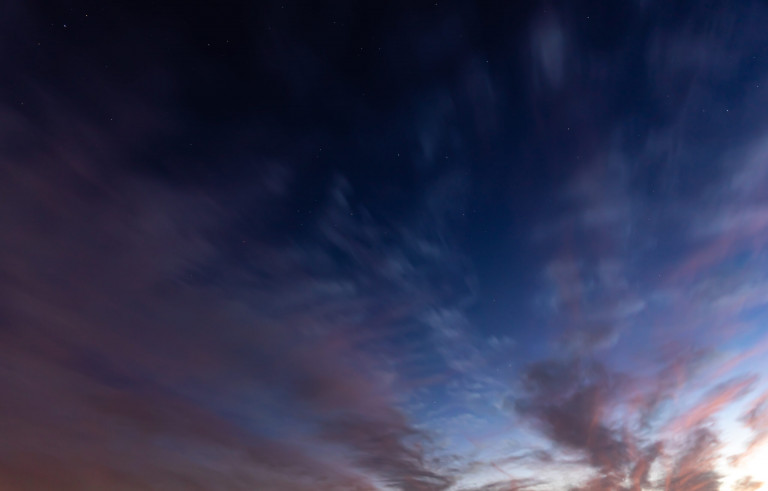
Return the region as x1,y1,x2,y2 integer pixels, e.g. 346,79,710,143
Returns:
663,428,722,491
323,414,454,491
627,442,663,491
509,354,757,490
511,359,631,479
0,87,466,488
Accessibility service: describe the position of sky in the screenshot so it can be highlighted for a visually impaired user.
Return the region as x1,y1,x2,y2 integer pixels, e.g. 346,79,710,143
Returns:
2,1,768,490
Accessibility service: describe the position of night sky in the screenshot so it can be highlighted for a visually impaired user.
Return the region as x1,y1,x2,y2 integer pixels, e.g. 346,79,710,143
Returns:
3,1,768,490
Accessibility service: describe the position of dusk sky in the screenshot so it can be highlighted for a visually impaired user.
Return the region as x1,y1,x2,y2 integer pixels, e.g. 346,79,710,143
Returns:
3,1,768,490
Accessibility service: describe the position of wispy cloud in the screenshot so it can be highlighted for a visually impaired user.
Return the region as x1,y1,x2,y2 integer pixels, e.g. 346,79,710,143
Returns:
0,90,475,489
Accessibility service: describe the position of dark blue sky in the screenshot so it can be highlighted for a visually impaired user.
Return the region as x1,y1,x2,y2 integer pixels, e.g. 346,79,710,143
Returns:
3,1,768,490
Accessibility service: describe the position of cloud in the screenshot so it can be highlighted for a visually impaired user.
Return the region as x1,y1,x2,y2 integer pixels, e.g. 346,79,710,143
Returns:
626,442,663,491
667,375,757,434
730,390,768,467
510,359,631,480
6,1,768,490
0,88,471,489
506,352,755,491
663,428,722,491
323,414,454,491
531,15,567,90
734,477,764,491
460,478,540,491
